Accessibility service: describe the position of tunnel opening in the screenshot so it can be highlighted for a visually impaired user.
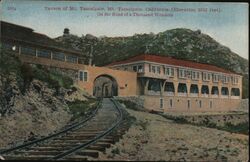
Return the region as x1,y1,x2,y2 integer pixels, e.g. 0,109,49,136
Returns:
93,75,118,98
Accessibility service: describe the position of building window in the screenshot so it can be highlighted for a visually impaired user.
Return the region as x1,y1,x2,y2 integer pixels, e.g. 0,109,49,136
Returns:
138,65,143,72
231,88,240,96
211,86,219,95
2,43,19,52
178,83,187,93
165,67,174,77
232,76,239,85
84,72,88,82
37,49,51,58
210,100,212,108
21,46,36,56
170,99,173,108
160,98,164,109
133,65,137,72
221,87,229,95
178,69,186,78
152,66,156,73
190,84,199,94
79,71,83,81
164,82,175,93
188,100,190,109
192,71,200,80
148,79,161,92
221,75,230,83
157,66,161,74
213,74,219,82
201,85,209,95
203,72,211,81
66,55,77,63
199,100,202,108
186,70,192,79
79,71,88,82
53,52,65,61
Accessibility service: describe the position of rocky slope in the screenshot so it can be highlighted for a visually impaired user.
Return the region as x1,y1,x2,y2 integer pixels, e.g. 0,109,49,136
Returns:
0,48,89,149
55,28,249,98
0,78,72,148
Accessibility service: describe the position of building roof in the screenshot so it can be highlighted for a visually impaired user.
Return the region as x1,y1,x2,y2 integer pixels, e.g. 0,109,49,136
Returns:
0,21,84,56
107,54,238,75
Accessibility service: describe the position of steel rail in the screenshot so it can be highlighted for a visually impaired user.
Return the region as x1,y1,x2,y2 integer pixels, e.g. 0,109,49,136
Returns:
0,100,101,155
49,98,123,160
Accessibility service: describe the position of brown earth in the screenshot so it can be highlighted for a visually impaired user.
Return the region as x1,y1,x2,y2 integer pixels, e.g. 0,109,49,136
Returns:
98,107,249,161
0,79,73,149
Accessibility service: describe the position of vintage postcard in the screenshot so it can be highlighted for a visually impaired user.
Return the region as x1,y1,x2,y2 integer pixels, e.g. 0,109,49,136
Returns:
0,0,249,161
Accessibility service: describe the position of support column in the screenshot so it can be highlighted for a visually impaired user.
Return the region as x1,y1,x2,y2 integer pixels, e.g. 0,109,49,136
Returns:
174,82,178,96
218,83,222,98
160,81,164,96
162,81,167,96
198,84,202,97
186,82,191,97
144,79,149,95
18,46,21,55
208,84,212,98
50,51,53,60
228,86,231,99
64,55,67,62
35,49,38,57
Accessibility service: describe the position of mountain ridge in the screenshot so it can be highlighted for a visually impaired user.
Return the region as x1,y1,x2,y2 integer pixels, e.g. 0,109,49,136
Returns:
55,28,248,75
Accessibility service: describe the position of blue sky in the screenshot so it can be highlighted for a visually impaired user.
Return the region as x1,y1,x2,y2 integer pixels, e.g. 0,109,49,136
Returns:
0,1,248,60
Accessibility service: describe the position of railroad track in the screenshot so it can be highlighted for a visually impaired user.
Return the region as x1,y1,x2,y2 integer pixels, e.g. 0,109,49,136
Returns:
0,98,127,161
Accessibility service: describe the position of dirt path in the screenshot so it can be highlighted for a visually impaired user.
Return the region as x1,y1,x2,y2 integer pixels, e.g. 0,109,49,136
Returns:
98,108,249,161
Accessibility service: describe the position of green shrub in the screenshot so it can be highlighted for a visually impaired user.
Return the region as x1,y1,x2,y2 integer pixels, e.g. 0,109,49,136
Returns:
62,75,73,89
111,148,120,155
221,122,249,135
68,99,97,119
32,66,74,91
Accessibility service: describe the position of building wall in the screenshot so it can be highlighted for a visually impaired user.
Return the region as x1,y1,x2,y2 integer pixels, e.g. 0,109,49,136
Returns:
18,54,138,96
143,95,241,112
111,61,242,99
18,53,242,112
78,65,137,96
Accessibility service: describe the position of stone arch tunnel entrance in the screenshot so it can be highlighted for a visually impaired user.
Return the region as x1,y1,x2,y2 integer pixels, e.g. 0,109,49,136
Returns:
93,75,118,98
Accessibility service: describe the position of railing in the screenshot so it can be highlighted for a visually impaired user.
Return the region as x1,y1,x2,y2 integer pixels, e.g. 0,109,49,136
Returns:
211,94,219,98
147,90,161,95
163,92,174,96
221,95,229,99
201,94,209,97
178,92,187,97
189,93,198,97
231,96,240,99
2,43,84,65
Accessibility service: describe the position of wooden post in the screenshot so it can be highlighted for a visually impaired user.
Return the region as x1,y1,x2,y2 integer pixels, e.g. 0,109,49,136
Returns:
50,51,53,60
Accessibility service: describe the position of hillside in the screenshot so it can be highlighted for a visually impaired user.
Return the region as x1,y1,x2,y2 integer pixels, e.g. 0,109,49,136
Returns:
55,28,248,74
0,47,94,149
55,28,249,98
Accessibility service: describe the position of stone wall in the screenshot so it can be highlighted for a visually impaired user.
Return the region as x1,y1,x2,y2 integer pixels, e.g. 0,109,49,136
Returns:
238,99,249,112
